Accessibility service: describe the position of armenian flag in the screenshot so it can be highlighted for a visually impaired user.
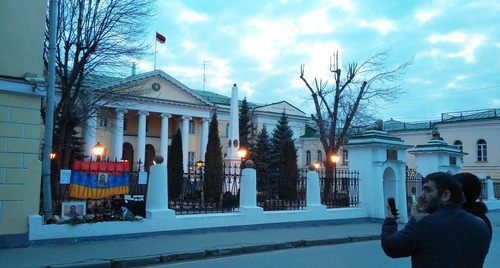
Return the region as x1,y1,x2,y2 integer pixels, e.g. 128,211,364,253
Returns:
69,160,130,199
156,32,166,44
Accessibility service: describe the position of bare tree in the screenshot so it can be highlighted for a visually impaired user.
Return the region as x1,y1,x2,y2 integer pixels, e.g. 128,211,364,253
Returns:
43,0,157,169
300,50,412,201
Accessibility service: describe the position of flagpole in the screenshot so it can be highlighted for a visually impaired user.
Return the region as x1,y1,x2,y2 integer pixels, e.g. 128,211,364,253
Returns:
154,35,157,70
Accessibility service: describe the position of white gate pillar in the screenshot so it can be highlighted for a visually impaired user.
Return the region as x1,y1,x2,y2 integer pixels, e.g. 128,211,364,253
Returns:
344,130,411,221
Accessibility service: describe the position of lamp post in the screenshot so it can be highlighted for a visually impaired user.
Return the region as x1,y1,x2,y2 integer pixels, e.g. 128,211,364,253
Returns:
237,147,247,168
50,152,56,160
196,160,204,197
330,153,340,198
313,161,320,171
93,142,104,162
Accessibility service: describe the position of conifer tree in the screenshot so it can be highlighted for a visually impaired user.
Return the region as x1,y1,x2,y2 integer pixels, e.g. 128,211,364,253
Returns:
204,113,224,203
239,97,251,151
278,139,298,200
251,126,272,193
168,129,183,198
270,111,294,171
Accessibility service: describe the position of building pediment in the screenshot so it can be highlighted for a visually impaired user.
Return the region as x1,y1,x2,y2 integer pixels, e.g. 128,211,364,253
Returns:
92,70,213,108
254,101,306,118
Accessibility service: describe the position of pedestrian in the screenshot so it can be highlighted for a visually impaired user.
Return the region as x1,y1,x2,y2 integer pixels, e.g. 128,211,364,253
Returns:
381,172,490,268
453,172,492,240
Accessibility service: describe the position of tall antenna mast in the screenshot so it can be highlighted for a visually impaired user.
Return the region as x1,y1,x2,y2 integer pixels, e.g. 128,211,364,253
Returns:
202,60,211,91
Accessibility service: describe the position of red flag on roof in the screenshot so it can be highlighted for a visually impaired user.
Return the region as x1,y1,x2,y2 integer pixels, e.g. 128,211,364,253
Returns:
156,32,166,44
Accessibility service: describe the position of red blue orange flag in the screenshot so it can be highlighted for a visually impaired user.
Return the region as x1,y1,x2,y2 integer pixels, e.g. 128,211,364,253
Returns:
156,32,166,44
69,160,130,199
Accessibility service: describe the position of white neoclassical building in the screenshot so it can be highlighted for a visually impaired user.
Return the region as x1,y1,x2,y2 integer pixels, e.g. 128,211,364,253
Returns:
80,70,312,172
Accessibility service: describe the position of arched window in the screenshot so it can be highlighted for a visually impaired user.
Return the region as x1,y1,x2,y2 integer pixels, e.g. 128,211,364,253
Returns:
453,140,463,152
317,150,322,164
477,139,487,162
189,120,195,134
306,150,311,166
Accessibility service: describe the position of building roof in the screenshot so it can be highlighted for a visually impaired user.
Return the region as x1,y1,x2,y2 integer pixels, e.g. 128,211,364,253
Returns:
383,108,500,132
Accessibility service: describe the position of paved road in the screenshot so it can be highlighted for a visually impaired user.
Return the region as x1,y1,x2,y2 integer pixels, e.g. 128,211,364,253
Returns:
151,226,499,268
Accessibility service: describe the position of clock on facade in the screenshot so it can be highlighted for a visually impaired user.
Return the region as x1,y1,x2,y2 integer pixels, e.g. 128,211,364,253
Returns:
152,82,161,91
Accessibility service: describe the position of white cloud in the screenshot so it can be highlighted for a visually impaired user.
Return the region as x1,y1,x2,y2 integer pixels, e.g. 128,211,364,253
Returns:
447,36,484,62
359,19,397,35
428,32,466,44
179,10,208,23
241,18,299,71
239,82,256,98
415,9,441,23
182,41,196,49
297,9,334,34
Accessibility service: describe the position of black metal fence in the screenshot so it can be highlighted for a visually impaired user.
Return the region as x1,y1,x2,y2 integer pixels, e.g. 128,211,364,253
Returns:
493,181,500,199
256,172,307,211
43,161,362,218
169,163,241,215
314,169,360,208
405,166,423,216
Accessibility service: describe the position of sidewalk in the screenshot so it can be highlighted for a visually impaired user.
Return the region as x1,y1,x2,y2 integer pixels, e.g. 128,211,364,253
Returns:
2,210,499,268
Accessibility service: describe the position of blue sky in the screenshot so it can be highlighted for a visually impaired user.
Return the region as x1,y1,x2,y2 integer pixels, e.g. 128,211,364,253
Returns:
135,0,500,122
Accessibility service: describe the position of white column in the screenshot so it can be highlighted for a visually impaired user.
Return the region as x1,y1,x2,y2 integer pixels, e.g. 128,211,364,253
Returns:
160,113,171,160
137,110,149,170
306,169,327,211
225,84,240,162
199,118,209,162
85,115,97,159
112,109,127,161
146,162,175,220
181,116,191,172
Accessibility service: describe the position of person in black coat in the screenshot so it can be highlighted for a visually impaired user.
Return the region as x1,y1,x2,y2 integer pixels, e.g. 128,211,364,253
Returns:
381,172,490,268
453,172,493,240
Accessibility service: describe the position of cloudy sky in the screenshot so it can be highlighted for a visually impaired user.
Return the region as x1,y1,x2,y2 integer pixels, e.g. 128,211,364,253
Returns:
135,0,500,122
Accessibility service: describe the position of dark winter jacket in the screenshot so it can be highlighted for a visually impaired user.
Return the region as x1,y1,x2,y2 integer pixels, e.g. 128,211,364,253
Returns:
463,201,492,240
381,204,490,268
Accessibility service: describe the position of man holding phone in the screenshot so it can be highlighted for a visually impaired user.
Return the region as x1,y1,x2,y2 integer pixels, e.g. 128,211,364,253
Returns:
381,172,490,267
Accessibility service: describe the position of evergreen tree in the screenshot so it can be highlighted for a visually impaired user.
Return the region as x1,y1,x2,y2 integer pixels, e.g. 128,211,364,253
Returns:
270,111,294,171
278,139,298,200
168,128,183,198
251,127,272,194
239,97,251,151
204,113,224,203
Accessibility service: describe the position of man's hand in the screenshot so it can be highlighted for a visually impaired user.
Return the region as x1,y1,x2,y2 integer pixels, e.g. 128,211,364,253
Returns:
411,204,429,222
385,204,399,220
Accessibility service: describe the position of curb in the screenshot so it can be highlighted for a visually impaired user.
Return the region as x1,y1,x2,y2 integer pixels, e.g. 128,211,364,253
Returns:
48,235,381,268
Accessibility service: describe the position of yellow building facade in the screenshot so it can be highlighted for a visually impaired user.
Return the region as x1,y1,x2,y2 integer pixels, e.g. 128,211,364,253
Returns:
0,0,46,246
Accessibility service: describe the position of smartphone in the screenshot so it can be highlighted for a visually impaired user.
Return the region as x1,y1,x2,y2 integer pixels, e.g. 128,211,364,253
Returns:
388,197,397,216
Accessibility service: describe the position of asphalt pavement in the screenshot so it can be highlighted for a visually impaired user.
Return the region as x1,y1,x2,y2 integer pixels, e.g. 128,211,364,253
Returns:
2,210,499,268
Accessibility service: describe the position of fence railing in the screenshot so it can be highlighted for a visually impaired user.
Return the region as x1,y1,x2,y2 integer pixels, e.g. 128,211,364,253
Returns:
494,181,500,199
42,162,362,218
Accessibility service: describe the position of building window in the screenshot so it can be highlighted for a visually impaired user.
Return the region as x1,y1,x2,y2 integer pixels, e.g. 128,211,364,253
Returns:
189,120,195,134
146,119,149,133
188,151,195,167
226,123,230,137
317,150,322,164
342,149,349,165
453,140,463,152
306,150,311,166
477,139,487,162
123,117,128,131
99,111,109,127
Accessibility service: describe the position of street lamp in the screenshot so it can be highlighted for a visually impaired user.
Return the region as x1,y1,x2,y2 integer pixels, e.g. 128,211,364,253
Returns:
330,153,340,197
196,160,204,194
50,152,56,160
92,142,104,162
237,147,247,168
313,161,320,171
